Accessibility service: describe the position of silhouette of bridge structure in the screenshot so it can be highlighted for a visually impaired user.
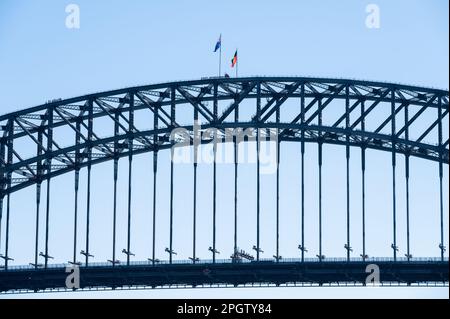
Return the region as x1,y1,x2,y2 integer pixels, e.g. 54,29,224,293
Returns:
0,77,448,292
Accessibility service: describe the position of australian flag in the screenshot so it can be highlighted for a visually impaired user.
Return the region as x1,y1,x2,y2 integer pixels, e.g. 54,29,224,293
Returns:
214,34,221,52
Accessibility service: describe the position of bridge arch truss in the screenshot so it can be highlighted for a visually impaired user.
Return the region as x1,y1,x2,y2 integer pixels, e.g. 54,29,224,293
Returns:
0,77,448,291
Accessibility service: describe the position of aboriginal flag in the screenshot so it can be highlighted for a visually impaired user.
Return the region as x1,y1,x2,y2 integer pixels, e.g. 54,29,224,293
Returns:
231,50,237,67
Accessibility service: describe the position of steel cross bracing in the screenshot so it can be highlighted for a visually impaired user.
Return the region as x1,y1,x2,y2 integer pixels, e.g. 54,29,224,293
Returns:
0,77,447,196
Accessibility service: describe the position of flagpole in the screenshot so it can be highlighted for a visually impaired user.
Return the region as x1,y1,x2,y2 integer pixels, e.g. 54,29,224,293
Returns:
236,49,238,78
219,42,222,77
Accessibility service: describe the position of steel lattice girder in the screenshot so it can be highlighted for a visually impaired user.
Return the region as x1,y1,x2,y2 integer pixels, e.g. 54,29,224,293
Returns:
0,77,448,196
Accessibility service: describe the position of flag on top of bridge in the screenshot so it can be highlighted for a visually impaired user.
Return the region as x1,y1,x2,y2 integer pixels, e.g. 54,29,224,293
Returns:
214,34,221,52
231,50,238,67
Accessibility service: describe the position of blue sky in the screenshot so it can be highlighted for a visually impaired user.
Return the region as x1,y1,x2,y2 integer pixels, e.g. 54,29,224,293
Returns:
0,0,448,298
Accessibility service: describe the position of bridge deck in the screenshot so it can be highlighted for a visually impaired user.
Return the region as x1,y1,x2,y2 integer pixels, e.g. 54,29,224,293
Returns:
1,259,448,293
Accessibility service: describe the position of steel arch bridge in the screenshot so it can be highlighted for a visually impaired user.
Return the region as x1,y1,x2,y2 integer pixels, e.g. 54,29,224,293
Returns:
0,76,448,293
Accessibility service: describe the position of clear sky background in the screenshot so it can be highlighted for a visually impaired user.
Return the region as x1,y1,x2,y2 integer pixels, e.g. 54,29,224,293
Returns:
0,0,448,299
